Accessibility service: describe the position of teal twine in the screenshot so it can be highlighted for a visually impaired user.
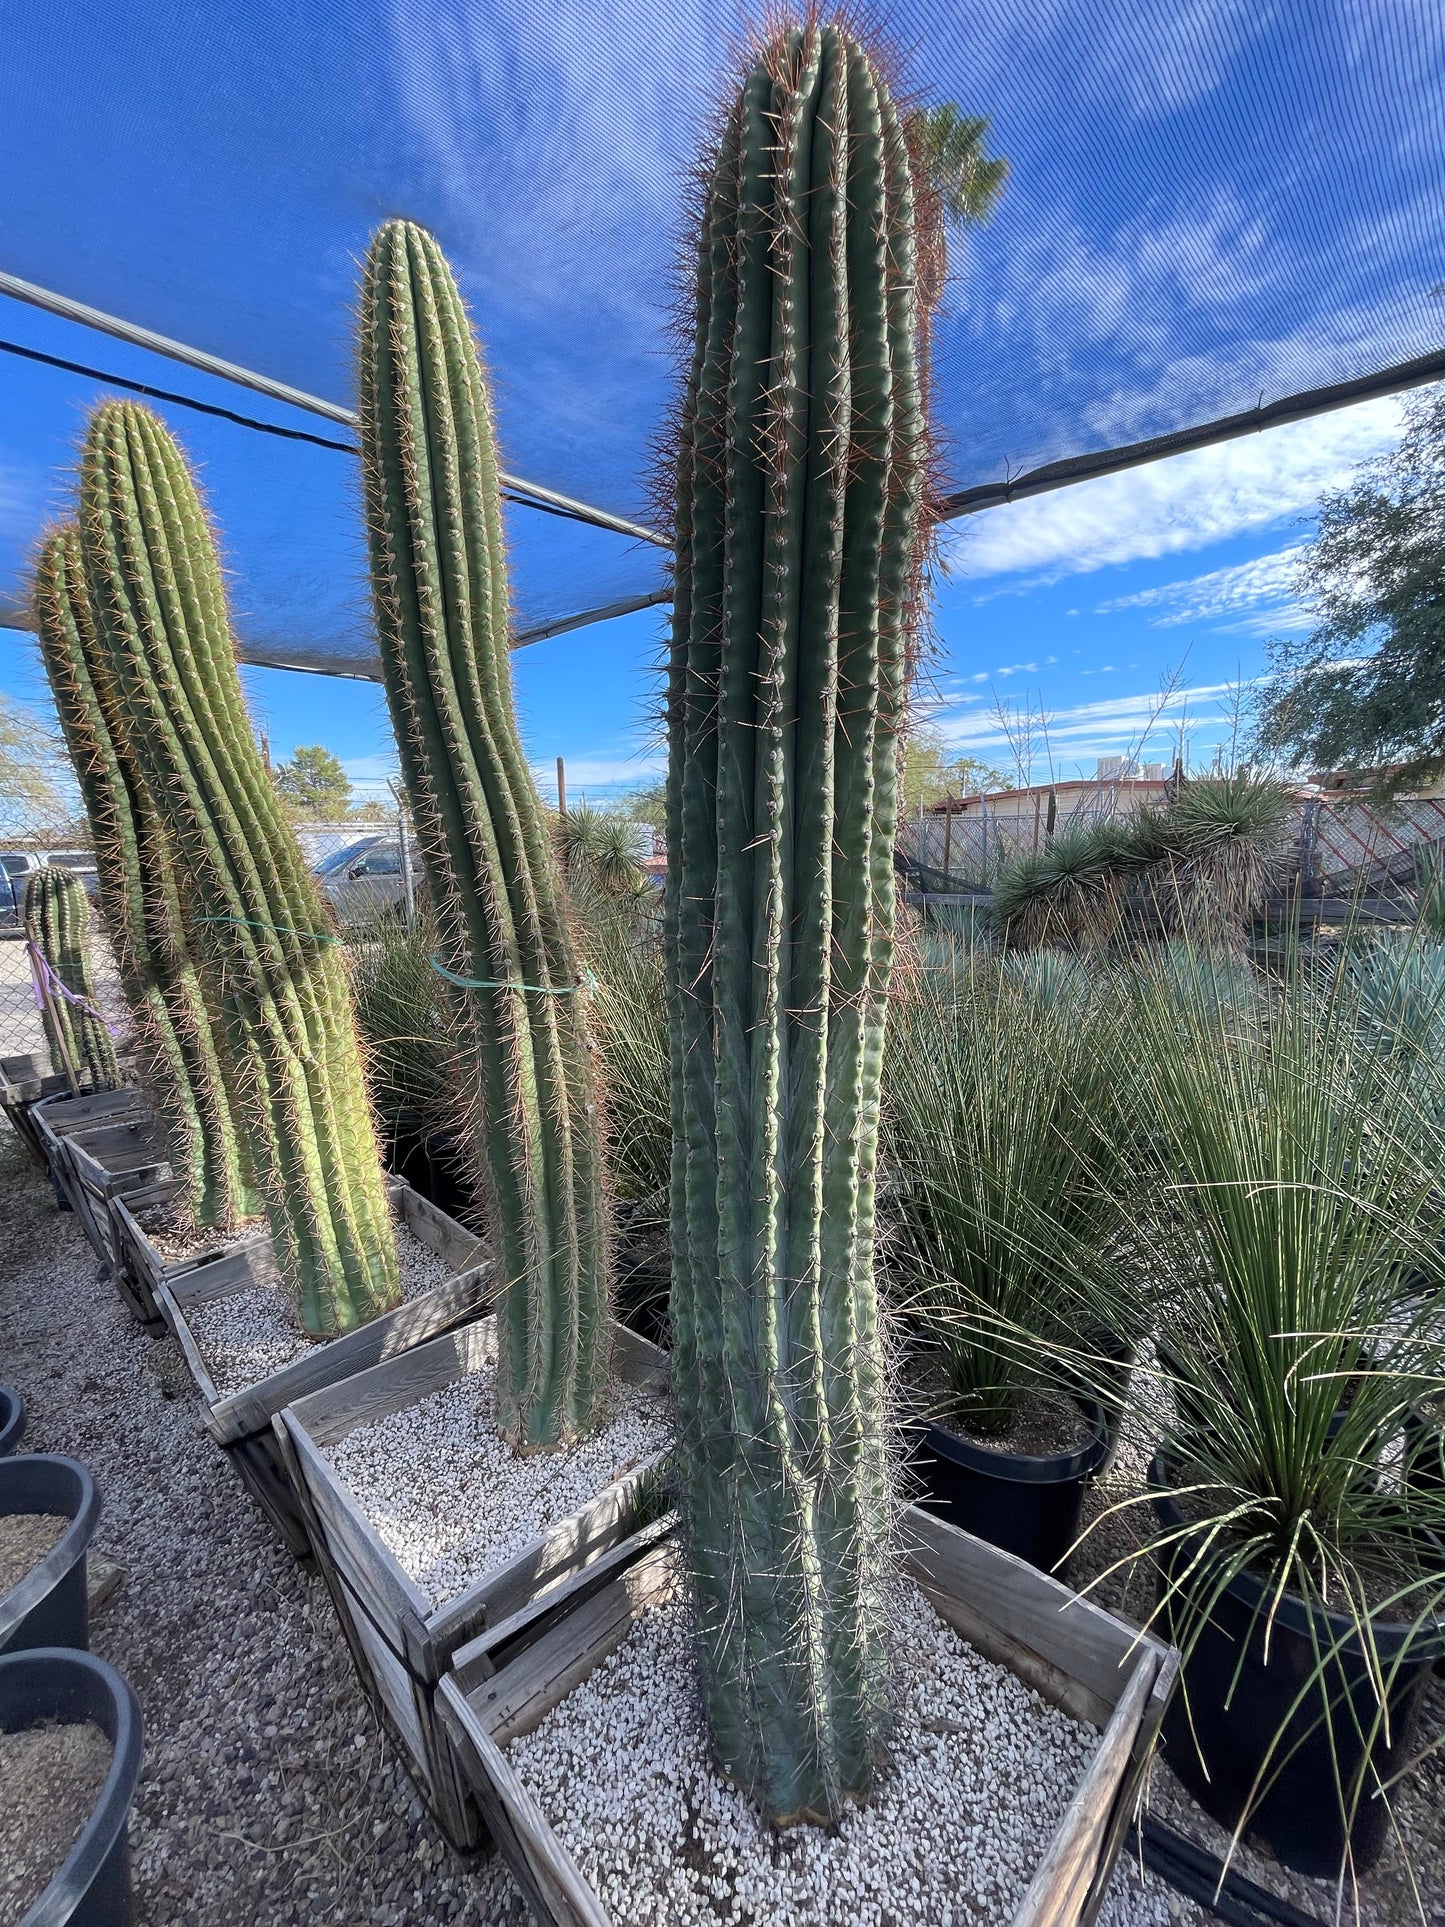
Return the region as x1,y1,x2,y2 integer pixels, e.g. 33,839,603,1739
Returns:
429,956,596,995
194,914,339,946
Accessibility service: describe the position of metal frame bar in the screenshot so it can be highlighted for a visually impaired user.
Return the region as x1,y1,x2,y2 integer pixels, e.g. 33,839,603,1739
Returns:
0,269,669,548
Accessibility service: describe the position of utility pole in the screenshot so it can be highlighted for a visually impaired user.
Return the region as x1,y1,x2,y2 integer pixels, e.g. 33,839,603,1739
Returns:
556,756,568,819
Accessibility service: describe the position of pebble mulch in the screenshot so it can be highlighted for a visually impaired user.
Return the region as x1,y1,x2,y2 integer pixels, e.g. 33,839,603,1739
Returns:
185,1219,454,1398
510,1572,1175,1927
0,1126,1190,1925
327,1353,672,1608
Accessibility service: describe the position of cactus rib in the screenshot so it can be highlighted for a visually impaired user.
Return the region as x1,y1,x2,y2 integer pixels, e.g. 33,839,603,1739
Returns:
666,20,929,1826
357,220,608,1451
33,525,253,1226
79,401,397,1334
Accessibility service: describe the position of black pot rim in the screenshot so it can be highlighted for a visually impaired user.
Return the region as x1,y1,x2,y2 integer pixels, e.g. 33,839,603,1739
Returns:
0,1644,142,1925
1147,1447,1445,1654
922,1398,1110,1485
0,1386,24,1456
0,1456,101,1648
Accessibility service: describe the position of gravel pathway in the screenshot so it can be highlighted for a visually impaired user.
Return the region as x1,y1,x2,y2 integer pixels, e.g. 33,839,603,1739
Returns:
1,1126,1187,1925
0,1129,527,1927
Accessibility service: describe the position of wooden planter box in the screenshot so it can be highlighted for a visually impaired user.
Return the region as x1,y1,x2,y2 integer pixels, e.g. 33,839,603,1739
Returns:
153,1181,492,1560
272,1318,670,1849
439,1506,1179,1927
60,1118,171,1274
0,1055,96,1165
30,1088,151,1253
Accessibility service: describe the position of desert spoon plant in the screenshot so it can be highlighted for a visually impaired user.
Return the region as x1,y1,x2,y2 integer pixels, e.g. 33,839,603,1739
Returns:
666,19,930,1825
79,401,397,1333
358,219,608,1451
23,862,119,1089
34,523,253,1226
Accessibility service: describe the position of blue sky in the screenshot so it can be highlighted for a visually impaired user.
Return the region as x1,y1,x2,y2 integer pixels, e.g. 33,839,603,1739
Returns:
0,1,1434,806
0,389,1410,810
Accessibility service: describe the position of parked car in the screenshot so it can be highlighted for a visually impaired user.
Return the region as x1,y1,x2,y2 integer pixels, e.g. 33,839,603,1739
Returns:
0,851,100,931
313,835,412,926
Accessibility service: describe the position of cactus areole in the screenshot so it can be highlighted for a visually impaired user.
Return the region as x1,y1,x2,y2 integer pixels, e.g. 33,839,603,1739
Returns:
34,525,253,1228
666,21,930,1826
79,402,398,1336
358,220,609,1453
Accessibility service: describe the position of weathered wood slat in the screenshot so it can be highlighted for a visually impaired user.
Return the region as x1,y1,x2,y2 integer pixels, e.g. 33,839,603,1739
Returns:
1011,1653,1158,1927
440,1505,1178,1927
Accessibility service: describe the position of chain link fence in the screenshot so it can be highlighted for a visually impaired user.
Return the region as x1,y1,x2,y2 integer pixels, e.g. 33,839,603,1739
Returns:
896,789,1445,904
0,806,416,1068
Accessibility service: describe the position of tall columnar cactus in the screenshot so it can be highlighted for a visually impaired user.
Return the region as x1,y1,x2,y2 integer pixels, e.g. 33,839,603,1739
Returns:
357,220,608,1451
666,21,930,1826
79,402,398,1335
24,865,119,1088
33,525,253,1227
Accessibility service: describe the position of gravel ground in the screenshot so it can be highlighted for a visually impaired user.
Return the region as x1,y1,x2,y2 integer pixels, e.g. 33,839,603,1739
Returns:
511,1570,1175,1927
327,1352,672,1608
186,1221,453,1398
0,1127,528,1927
1071,1352,1445,1927
0,1124,1201,1926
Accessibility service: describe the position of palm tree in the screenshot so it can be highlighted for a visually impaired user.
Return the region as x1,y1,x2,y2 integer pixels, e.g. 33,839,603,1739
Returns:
906,104,1009,316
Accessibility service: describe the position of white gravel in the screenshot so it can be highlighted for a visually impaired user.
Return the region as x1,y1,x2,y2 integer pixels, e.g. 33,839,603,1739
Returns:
326,1345,671,1608
510,1570,1176,1927
186,1220,453,1398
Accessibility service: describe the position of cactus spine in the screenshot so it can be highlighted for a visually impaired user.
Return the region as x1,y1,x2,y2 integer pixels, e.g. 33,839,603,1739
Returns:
79,402,397,1334
357,220,608,1451
33,525,253,1227
24,864,119,1089
666,22,929,1825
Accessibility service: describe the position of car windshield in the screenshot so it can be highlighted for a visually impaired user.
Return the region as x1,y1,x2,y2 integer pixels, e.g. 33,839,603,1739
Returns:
314,840,379,877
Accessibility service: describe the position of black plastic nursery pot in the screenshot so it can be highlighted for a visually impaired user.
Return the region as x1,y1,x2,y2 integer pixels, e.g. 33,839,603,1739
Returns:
0,1645,142,1926
0,1386,25,1456
1149,1454,1444,1878
0,1456,101,1654
907,1398,1109,1577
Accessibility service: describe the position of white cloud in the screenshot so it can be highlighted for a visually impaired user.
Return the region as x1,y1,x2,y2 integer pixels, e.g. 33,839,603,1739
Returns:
950,397,1405,583
1098,545,1310,633
937,680,1247,773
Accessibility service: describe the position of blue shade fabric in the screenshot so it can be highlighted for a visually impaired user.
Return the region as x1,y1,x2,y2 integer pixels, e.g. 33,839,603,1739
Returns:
2,0,1442,674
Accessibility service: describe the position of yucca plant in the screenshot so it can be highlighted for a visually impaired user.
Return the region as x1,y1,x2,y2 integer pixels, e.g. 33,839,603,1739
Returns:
1095,947,1445,1878
346,905,455,1161
885,951,1133,1433
1136,772,1294,940
989,818,1137,950
557,806,649,901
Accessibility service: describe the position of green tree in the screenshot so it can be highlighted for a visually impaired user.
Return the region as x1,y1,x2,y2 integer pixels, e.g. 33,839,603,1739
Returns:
273,743,352,819
901,724,1005,813
1256,387,1445,793
616,777,666,837
0,690,67,831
